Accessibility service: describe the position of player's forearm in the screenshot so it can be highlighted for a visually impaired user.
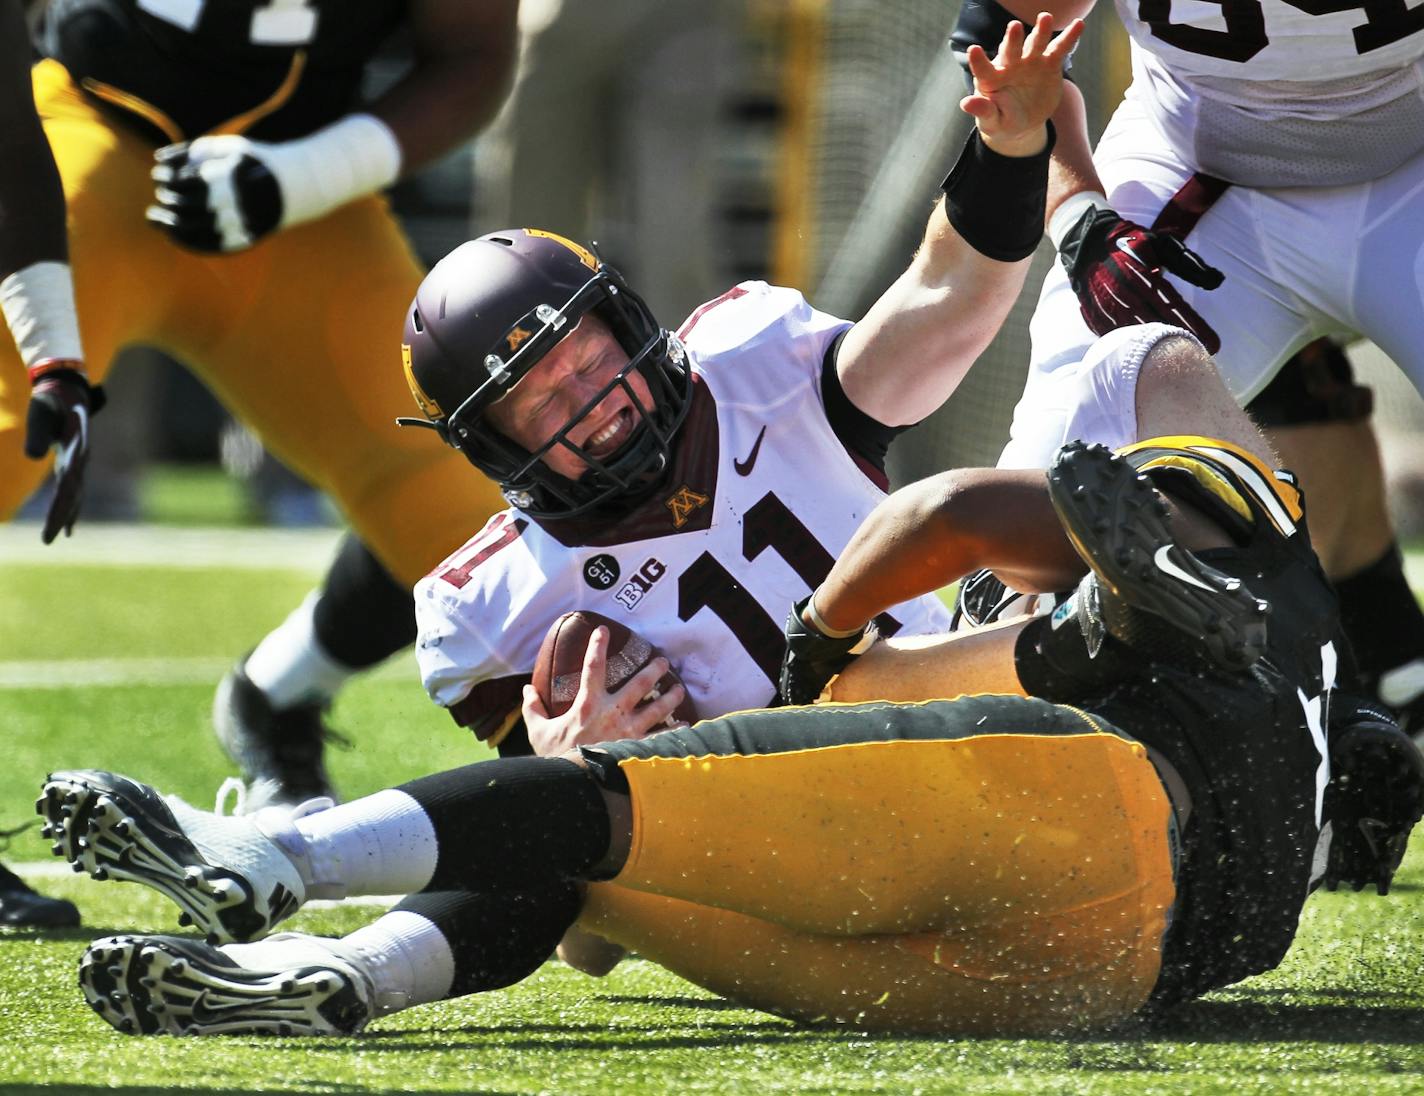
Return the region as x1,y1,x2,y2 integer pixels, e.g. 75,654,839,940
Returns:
0,4,67,277
838,210,1036,427
813,468,1086,634
369,51,516,176
0,126,67,278
812,474,979,634
1045,81,1104,224
370,0,518,176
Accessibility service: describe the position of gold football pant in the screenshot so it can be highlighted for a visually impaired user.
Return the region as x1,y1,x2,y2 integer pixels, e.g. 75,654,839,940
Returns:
578,695,1177,1035
4,62,504,583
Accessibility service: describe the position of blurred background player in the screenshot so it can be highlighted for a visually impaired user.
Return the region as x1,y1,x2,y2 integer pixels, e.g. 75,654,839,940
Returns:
0,0,84,927
4,0,518,810
966,0,1424,735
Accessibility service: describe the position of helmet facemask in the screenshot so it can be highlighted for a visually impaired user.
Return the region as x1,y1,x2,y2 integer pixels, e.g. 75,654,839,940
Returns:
439,270,693,519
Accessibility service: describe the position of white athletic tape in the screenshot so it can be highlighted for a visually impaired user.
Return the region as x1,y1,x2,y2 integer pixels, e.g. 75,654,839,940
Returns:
1048,189,1108,251
263,113,403,229
0,261,85,368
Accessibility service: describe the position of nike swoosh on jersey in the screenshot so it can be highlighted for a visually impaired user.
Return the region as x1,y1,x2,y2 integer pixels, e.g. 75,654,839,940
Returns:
1152,544,1217,592
733,426,767,476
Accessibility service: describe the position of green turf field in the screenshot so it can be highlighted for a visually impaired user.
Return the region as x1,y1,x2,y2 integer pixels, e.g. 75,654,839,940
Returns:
3,524,1424,1095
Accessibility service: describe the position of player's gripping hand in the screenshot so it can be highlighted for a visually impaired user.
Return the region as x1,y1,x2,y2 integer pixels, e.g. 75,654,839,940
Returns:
23,365,106,543
1322,697,1424,895
1057,205,1225,353
779,596,876,707
522,627,688,756
146,138,283,253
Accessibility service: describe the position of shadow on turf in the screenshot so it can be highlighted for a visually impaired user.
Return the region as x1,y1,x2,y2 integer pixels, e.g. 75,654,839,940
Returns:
1135,994,1424,1045
602,991,1424,1047
325,989,1424,1053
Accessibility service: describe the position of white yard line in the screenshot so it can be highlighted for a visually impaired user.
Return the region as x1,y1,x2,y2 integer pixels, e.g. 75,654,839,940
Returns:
0,657,233,689
0,655,414,689
0,522,342,571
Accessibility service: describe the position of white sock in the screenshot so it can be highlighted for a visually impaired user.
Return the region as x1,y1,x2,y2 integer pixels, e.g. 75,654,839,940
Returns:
221,913,454,1016
293,789,438,897
245,592,355,708
339,911,456,1011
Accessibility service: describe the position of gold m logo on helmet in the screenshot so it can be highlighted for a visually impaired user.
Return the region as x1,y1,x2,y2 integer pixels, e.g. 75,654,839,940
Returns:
402,343,444,419
525,228,599,271
505,326,533,353
665,485,710,529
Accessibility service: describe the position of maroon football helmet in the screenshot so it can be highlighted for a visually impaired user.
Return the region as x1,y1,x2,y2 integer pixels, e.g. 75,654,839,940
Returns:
399,229,691,518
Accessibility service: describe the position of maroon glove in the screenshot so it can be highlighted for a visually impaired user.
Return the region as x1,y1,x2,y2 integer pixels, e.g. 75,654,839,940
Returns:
23,364,106,543
1058,206,1225,354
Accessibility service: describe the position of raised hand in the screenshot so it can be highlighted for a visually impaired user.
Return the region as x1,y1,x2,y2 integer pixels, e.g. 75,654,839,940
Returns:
960,13,1084,155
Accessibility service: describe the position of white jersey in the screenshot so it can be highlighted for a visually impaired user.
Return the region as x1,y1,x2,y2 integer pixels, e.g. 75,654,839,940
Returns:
1001,5,1424,470
1113,0,1424,83
415,282,953,737
1113,3,1424,185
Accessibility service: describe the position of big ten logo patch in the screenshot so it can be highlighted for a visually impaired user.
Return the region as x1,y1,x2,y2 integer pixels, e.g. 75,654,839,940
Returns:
583,553,620,590
616,558,667,610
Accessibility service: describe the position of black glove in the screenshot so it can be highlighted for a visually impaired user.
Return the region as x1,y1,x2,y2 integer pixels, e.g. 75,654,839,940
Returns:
779,597,874,707
1322,696,1424,895
23,367,107,544
147,138,283,253
1059,206,1225,354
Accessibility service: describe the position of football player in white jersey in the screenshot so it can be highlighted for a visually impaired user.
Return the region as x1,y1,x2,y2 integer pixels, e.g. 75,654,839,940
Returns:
40,17,1117,1033
959,0,1424,734
400,15,1082,760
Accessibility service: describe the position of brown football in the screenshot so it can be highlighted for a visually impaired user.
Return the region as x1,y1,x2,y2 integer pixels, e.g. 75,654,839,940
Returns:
533,610,698,730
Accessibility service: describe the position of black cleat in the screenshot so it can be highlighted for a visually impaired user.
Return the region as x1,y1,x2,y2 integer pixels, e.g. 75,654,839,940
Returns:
213,658,341,813
0,859,79,928
37,770,306,943
80,933,372,1036
1047,441,1270,671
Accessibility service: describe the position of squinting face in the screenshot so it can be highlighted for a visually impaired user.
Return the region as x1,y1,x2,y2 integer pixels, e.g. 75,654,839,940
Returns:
485,313,654,481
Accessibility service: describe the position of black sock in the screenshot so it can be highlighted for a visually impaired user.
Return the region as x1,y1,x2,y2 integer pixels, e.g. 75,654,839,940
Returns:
1335,544,1424,694
396,757,613,893
394,885,583,995
312,534,417,670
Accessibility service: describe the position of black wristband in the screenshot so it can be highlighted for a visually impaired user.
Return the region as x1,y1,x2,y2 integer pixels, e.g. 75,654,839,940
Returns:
940,120,1056,262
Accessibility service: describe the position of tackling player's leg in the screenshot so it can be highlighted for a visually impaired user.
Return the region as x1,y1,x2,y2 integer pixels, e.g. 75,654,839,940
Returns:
52,695,1177,1037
